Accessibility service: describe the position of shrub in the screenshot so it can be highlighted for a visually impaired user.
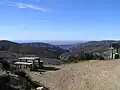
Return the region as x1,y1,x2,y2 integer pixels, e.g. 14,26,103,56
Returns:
60,51,105,63
13,70,26,77
0,60,10,70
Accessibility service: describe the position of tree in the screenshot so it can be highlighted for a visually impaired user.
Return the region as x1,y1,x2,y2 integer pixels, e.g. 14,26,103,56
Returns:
111,43,120,53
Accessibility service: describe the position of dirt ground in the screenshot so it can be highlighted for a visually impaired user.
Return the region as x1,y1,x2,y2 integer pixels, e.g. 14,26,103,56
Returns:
29,60,120,90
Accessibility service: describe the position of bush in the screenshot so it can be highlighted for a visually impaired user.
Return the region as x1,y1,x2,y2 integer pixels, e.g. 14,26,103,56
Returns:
0,74,18,90
60,51,105,63
13,70,49,89
0,60,10,70
13,70,26,77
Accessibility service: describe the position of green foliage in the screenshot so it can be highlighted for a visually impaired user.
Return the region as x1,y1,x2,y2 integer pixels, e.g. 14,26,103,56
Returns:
60,51,105,63
115,54,119,59
0,59,10,70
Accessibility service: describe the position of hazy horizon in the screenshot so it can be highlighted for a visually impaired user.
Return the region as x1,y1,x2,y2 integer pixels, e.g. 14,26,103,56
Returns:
14,40,85,45
1,39,119,45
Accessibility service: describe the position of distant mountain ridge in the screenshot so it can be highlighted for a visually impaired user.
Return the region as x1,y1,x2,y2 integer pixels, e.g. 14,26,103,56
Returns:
71,40,119,52
0,40,120,62
56,44,75,50
60,40,120,61
0,40,68,59
16,40,85,45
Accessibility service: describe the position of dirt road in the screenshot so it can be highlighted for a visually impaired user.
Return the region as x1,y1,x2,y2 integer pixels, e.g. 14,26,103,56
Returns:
29,60,120,90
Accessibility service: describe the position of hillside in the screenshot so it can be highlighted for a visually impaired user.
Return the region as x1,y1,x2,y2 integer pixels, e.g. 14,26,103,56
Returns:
29,60,120,90
56,42,84,50
1,40,120,62
56,44,75,50
0,40,67,59
71,40,118,52
60,40,120,61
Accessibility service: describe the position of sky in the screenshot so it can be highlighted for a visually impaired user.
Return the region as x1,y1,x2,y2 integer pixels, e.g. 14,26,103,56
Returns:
0,0,120,41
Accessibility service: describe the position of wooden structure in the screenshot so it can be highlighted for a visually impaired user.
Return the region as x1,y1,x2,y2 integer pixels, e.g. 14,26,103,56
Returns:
109,43,120,59
109,46,114,59
14,57,43,69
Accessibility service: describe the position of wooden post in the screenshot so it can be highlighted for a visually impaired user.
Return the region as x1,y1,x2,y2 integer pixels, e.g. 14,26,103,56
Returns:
30,64,32,69
111,49,113,59
38,58,40,68
33,59,35,69
16,65,18,69
20,59,21,62
20,65,21,69
26,59,28,69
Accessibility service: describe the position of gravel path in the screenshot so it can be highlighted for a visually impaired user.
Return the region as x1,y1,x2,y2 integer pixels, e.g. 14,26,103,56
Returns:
29,60,120,90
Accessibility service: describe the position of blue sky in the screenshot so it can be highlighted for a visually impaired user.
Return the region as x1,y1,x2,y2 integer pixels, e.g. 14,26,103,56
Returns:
0,0,120,41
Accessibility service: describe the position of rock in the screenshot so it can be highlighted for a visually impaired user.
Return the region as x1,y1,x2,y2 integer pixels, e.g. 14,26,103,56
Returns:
36,87,44,90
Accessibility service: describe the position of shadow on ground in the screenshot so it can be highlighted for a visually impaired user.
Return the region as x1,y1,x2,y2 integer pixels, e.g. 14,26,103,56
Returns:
31,66,60,73
30,69,46,73
41,66,60,71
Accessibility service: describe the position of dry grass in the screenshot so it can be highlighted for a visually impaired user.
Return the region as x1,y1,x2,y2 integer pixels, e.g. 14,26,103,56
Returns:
29,60,120,90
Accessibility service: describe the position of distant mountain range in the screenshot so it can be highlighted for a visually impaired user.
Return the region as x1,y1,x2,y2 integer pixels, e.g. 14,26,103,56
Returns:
15,40,85,51
0,40,120,64
15,40,85,45
0,40,68,59
56,44,75,50
71,40,118,52
60,40,120,61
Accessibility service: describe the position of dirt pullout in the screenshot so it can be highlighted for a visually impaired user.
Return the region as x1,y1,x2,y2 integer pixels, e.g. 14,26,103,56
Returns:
29,60,120,90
